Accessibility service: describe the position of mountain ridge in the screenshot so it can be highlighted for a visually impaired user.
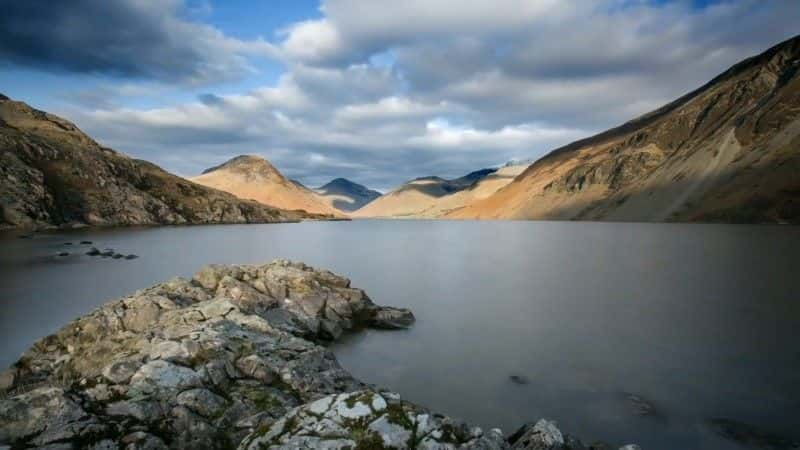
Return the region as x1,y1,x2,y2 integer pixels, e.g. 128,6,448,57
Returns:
191,154,342,216
448,34,800,223
0,96,321,229
352,164,526,218
314,178,381,213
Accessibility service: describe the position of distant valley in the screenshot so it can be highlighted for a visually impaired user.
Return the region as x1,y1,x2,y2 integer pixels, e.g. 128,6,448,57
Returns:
2,36,799,227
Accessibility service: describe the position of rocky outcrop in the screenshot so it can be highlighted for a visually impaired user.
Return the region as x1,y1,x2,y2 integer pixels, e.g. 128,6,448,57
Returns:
0,261,634,449
0,97,328,230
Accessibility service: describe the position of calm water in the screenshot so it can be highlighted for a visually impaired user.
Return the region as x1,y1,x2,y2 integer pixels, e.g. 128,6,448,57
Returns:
1,220,798,449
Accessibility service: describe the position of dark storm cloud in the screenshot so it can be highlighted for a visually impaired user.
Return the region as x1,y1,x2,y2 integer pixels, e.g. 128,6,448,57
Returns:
0,0,274,83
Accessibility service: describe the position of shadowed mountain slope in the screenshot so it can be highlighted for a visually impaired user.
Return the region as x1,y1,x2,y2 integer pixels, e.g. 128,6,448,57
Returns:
353,165,528,218
314,178,381,212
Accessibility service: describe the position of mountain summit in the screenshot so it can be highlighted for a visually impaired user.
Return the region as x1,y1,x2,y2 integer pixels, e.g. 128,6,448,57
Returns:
0,96,312,229
191,155,341,216
314,178,381,212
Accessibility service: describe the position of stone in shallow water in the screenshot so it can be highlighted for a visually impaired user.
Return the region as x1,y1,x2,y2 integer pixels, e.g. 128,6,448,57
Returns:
625,393,659,417
369,306,415,329
510,374,530,385
708,418,800,450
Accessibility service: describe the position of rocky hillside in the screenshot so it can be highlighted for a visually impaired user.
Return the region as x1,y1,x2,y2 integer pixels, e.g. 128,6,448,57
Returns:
353,164,528,218
314,177,381,212
191,155,342,217
0,260,638,449
449,35,800,223
0,96,321,229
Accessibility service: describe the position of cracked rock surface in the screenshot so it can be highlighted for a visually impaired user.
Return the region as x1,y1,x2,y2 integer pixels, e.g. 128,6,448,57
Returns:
0,260,634,449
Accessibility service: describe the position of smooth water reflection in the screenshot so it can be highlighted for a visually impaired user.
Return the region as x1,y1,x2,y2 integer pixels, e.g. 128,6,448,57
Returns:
1,220,798,449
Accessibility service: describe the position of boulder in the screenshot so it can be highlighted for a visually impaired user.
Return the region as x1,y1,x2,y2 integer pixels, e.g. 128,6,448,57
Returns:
369,305,416,329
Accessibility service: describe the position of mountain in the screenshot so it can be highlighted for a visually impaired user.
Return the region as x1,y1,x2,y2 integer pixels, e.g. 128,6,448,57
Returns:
352,165,527,218
314,178,381,212
449,35,800,223
0,95,318,230
190,155,342,216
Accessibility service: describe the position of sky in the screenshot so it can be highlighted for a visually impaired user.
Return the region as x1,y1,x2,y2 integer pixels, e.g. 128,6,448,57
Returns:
0,1,798,191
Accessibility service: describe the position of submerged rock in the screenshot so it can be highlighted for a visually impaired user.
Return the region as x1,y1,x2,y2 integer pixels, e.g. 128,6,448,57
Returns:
708,418,800,449
80,241,93,245
510,374,531,385
0,260,634,449
625,393,660,418
124,254,139,260
86,247,101,256
56,252,69,257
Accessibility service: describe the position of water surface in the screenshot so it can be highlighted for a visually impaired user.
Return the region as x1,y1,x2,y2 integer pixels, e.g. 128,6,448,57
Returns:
1,220,798,449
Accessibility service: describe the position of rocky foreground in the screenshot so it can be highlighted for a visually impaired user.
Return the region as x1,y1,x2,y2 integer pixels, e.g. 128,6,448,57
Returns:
0,261,637,449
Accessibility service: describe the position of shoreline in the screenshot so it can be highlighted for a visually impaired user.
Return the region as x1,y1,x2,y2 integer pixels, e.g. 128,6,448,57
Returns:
0,260,636,449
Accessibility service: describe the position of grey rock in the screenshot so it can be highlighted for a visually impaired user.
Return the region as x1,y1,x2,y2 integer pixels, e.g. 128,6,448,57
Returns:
239,390,507,450
102,359,142,384
369,305,415,329
510,419,565,449
176,389,227,418
128,360,203,395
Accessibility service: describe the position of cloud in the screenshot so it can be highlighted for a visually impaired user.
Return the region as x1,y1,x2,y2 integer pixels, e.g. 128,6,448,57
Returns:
0,0,278,83
50,0,800,191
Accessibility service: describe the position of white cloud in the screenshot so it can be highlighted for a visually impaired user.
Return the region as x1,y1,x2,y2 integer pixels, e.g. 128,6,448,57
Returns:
57,0,800,190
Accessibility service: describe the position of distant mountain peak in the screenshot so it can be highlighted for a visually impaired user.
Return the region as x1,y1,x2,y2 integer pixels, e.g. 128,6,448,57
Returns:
315,178,381,212
201,154,282,179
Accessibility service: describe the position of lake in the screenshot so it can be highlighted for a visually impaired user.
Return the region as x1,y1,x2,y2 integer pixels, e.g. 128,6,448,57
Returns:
1,220,798,449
